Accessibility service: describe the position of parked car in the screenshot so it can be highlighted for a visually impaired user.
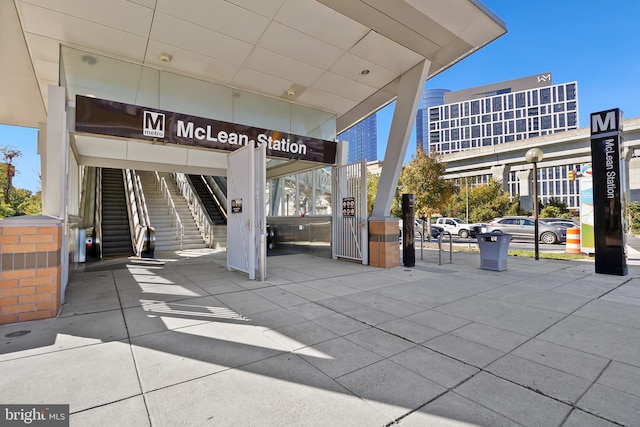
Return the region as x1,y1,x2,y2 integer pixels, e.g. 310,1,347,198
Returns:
539,218,579,228
469,223,487,238
486,216,567,244
434,217,472,238
398,219,443,241
544,220,579,229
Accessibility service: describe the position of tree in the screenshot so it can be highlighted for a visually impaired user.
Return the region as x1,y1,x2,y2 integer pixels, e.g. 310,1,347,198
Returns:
628,201,640,233
0,145,41,218
1,146,22,204
506,195,531,216
540,198,570,218
397,150,455,218
443,179,511,222
366,171,379,216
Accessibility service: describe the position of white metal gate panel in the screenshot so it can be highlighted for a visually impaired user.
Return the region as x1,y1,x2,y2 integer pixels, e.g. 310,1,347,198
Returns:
227,144,255,279
332,159,368,264
226,143,266,280
254,142,267,281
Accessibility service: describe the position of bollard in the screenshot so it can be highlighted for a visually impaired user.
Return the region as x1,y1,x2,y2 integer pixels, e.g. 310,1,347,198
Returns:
566,227,581,254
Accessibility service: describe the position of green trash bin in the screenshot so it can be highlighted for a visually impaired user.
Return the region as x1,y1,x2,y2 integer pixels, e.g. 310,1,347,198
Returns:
476,232,512,271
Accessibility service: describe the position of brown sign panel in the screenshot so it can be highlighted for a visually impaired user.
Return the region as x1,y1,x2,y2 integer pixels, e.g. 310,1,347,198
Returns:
75,96,337,165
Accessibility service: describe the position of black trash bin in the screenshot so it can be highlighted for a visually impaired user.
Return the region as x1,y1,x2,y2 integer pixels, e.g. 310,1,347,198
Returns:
476,232,512,271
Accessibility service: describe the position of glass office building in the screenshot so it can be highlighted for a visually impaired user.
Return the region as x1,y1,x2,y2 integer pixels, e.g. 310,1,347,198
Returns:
418,74,582,209
425,77,578,154
339,114,378,163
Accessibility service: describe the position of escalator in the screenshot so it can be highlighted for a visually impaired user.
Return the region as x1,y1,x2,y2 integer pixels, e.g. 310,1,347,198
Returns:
101,168,134,257
188,175,226,224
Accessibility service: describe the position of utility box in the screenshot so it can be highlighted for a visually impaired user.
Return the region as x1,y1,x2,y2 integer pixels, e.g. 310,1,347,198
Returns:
477,232,512,271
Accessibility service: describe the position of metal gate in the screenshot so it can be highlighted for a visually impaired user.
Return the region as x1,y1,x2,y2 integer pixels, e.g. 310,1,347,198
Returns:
332,159,368,264
227,143,266,280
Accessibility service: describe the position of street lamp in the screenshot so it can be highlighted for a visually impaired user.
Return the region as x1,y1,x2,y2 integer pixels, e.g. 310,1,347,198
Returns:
525,148,544,260
464,176,469,224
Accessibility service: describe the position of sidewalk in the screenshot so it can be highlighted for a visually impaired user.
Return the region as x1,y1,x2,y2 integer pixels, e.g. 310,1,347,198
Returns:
1,248,640,426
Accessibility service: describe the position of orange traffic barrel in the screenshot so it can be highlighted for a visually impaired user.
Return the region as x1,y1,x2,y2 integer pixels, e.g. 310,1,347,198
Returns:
566,227,581,254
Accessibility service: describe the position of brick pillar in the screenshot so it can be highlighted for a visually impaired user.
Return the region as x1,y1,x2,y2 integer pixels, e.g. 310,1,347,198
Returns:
0,216,63,325
368,218,400,268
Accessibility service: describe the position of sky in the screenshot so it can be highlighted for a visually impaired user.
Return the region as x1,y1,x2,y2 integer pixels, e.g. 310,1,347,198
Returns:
376,0,640,163
2,0,640,193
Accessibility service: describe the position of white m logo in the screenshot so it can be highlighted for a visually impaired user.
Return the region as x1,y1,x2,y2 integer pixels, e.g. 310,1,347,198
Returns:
591,111,617,133
537,74,551,83
143,111,165,138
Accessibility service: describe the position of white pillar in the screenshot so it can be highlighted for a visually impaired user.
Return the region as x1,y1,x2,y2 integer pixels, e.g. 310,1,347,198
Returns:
372,60,431,218
491,164,510,192
42,85,68,218
516,169,533,211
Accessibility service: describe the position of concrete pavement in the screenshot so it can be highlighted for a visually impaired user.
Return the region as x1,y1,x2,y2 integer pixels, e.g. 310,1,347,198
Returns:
2,247,640,426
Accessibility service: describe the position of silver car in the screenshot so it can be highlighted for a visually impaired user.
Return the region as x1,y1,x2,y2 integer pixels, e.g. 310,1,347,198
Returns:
486,216,567,244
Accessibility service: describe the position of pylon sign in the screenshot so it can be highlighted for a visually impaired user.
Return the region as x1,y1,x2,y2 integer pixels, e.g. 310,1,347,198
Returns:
590,109,627,276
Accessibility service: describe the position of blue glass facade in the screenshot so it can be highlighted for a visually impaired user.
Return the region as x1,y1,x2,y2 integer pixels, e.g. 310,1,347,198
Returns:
416,89,450,152
338,114,377,163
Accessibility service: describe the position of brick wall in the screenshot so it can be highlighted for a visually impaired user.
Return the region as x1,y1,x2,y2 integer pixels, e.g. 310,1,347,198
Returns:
368,219,400,268
0,219,63,325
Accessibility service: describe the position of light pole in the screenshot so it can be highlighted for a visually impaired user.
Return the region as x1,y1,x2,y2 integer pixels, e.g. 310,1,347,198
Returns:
464,176,469,224
525,148,544,260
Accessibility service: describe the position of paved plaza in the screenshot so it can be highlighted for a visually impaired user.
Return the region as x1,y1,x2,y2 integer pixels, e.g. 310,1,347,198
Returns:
2,243,640,426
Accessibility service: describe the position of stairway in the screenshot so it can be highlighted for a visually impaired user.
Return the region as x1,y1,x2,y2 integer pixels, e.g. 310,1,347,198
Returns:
188,175,228,248
137,171,206,252
101,168,134,257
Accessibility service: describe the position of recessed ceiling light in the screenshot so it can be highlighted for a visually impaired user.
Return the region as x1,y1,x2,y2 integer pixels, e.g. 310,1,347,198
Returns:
158,52,172,63
81,55,97,65
360,69,370,75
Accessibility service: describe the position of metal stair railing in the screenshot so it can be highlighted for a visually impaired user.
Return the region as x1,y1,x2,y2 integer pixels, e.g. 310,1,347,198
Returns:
173,173,214,248
154,171,184,249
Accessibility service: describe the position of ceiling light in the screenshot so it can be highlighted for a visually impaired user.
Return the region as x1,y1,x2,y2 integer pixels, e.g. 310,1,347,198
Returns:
81,55,97,65
158,52,172,63
287,89,295,96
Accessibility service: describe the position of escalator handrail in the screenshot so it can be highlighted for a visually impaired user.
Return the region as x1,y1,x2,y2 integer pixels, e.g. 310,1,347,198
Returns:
205,176,228,221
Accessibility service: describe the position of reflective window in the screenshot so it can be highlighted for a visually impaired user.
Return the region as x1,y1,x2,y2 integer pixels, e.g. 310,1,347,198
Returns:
540,88,551,104
471,100,480,115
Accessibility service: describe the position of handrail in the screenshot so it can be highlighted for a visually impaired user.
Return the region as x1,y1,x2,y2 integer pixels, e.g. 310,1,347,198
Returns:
155,171,184,249
124,169,151,256
136,175,151,227
95,168,103,260
174,173,215,248
437,231,453,265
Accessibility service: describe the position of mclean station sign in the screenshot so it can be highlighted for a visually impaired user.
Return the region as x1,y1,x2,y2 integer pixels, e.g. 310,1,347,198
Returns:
75,95,337,165
590,108,627,276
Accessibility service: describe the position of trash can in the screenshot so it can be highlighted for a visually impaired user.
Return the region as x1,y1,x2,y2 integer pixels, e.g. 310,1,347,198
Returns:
476,232,512,271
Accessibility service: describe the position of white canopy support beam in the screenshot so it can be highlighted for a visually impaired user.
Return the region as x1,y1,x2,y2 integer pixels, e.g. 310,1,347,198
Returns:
372,60,431,218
